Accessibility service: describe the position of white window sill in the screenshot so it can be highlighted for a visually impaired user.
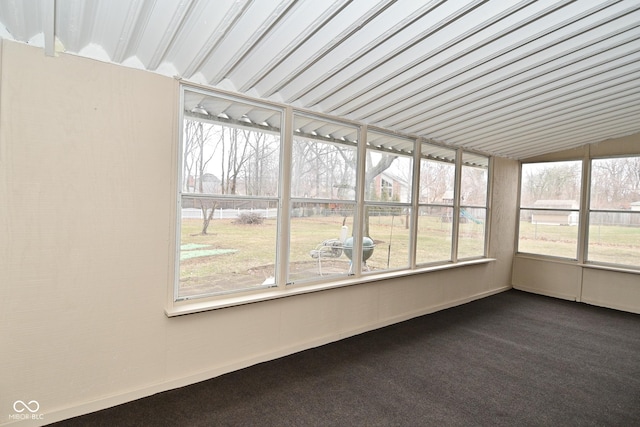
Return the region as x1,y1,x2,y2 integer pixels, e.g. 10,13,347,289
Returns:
515,253,640,275
165,258,496,317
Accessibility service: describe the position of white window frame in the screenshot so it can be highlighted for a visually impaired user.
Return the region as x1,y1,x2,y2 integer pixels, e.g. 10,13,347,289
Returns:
168,84,494,316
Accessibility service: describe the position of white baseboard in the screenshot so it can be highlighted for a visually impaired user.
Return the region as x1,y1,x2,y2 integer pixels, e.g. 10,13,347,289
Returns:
512,284,577,301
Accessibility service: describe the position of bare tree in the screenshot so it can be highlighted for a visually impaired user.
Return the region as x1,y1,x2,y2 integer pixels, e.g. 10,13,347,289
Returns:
363,152,397,237
183,119,220,234
592,157,640,208
522,162,581,206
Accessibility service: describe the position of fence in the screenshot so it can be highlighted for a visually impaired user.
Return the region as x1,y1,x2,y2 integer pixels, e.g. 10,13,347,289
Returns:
182,208,278,220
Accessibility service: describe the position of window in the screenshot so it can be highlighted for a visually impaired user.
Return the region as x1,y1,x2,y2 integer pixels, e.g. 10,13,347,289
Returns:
518,161,582,259
177,88,283,300
416,143,456,264
588,156,640,268
458,153,489,259
363,131,414,272
174,84,492,304
380,178,394,199
289,114,358,283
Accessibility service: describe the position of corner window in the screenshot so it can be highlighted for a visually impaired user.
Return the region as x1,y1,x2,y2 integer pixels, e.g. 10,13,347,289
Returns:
518,161,582,259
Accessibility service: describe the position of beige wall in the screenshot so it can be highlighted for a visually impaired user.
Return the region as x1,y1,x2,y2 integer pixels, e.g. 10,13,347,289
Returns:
0,40,517,426
512,132,640,313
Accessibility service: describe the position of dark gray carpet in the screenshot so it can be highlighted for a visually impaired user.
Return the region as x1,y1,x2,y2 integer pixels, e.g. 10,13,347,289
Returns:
50,290,640,426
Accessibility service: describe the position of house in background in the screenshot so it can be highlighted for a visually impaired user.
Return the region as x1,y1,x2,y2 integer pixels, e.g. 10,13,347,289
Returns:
373,171,410,202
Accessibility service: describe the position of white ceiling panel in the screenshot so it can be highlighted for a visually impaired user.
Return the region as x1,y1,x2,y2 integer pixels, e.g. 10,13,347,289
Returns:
1,0,638,159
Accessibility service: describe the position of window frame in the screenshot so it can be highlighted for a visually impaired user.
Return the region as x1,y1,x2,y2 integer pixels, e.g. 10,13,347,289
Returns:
457,152,490,261
586,155,640,269
362,129,416,274
175,87,285,301
169,84,494,314
287,112,360,285
517,155,640,271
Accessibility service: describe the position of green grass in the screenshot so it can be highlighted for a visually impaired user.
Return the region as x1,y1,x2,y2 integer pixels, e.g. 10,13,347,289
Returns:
180,214,640,296
178,214,487,296
518,221,640,264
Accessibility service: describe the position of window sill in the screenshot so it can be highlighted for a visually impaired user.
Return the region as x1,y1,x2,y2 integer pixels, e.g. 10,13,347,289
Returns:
165,258,496,317
581,263,640,276
515,253,640,275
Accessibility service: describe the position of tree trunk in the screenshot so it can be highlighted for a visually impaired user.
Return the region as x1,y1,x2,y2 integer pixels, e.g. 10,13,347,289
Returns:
200,200,217,235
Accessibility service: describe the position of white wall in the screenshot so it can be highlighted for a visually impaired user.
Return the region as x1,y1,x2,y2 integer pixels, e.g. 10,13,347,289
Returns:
0,40,517,426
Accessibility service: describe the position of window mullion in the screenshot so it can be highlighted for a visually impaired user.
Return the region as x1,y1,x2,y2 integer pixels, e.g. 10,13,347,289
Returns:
577,148,591,267
451,148,462,263
278,106,293,287
352,125,367,275
409,138,421,269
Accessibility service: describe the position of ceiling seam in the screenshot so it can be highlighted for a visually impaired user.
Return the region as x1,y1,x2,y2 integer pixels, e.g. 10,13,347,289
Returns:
401,30,640,134
352,0,630,125
316,0,527,112
406,45,640,136
440,76,640,141
295,0,452,107
208,0,299,85
330,0,579,118
276,0,400,102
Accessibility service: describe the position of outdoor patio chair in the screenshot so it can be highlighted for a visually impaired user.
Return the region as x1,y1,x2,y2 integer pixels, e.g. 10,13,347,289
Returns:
309,239,343,275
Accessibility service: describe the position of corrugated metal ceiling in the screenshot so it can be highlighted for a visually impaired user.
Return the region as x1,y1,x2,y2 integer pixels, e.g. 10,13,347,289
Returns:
1,0,639,159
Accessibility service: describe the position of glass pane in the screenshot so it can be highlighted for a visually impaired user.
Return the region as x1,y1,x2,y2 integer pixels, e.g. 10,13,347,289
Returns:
178,197,278,298
520,161,581,209
458,208,486,259
461,153,488,207
292,115,358,200
590,157,640,210
416,206,453,264
362,206,411,272
182,93,281,197
364,150,413,203
518,209,578,259
419,157,455,205
588,212,640,267
289,202,355,283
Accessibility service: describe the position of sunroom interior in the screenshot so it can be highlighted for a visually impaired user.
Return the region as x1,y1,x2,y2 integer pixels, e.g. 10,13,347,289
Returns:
1,1,639,424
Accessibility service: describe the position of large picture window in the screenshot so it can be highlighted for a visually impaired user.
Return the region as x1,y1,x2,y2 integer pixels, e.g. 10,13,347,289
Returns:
588,156,640,268
175,85,492,303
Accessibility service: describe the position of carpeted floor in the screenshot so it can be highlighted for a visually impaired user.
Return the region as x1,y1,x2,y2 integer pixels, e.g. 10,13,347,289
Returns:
49,290,640,426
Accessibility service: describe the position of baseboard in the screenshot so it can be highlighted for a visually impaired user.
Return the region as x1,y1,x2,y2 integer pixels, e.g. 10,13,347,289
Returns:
512,284,577,301
30,286,511,427
580,298,640,315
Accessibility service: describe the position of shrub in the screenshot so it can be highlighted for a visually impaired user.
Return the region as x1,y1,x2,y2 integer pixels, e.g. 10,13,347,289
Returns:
234,212,264,225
